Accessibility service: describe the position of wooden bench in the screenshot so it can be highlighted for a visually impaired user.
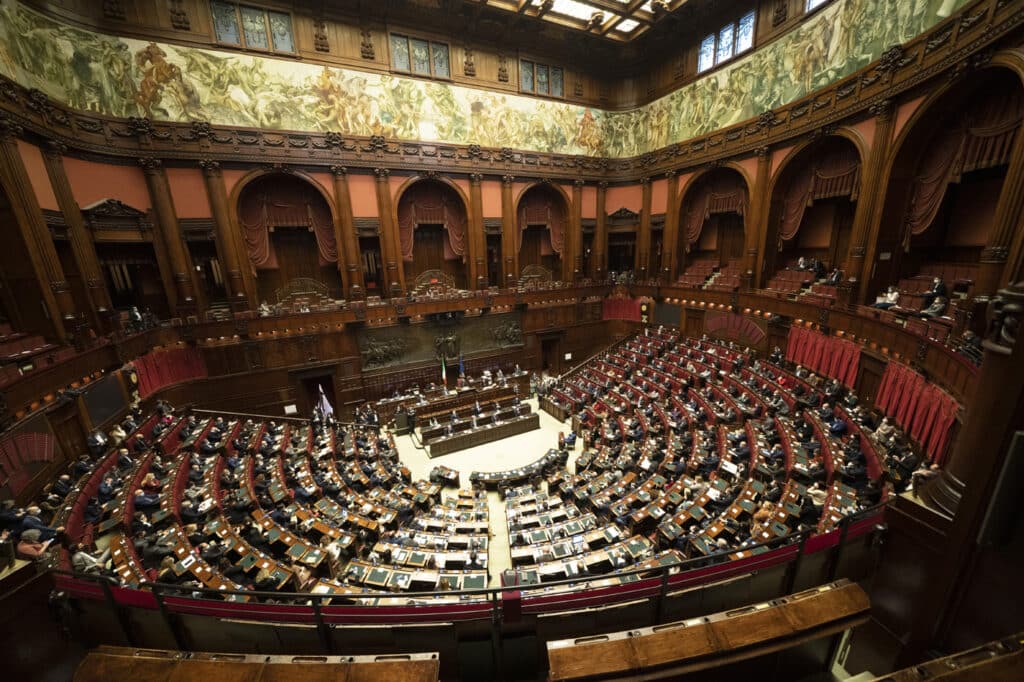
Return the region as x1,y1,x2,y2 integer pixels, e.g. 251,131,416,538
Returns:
546,579,870,681
74,646,440,682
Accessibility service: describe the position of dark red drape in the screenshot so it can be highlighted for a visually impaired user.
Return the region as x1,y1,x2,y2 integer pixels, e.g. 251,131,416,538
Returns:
397,182,468,263
903,87,1023,247
784,327,859,387
779,144,860,242
134,347,207,398
238,179,337,270
602,298,641,321
875,362,959,464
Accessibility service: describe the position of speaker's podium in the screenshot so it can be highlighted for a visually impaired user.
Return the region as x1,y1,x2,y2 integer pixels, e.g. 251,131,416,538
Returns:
394,410,414,436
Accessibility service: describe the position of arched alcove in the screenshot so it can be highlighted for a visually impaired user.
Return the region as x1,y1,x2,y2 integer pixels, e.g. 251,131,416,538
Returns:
870,69,1024,303
677,167,749,290
236,173,342,308
395,179,470,293
516,184,569,283
763,136,862,290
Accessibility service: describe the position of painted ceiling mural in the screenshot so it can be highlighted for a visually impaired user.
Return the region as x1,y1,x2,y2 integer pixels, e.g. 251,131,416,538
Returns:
0,0,968,158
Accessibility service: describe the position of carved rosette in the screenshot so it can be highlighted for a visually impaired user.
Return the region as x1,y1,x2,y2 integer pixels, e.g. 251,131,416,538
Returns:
137,157,162,173
329,165,347,176
501,174,514,186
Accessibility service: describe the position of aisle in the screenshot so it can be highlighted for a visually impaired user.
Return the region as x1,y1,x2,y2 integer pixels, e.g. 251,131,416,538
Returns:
390,397,578,588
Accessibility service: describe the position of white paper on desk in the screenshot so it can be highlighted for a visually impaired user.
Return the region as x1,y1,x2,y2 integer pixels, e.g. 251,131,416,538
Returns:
181,555,196,569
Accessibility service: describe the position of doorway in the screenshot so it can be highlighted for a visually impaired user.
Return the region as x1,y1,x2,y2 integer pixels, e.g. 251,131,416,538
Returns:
541,336,561,375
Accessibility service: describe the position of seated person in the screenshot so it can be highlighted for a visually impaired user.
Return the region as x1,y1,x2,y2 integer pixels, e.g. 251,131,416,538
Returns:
873,286,900,309
16,529,50,561
133,488,160,509
71,543,112,574
919,296,948,318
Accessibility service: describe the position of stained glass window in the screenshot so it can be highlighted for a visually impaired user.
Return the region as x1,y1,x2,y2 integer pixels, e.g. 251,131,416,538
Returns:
716,24,735,64
390,35,451,80
211,1,241,45
736,11,755,54
268,11,294,53
698,34,716,73
521,60,534,92
699,10,756,74
520,60,563,98
536,64,549,95
551,67,564,98
239,6,268,50
432,43,450,78
391,35,411,72
411,38,431,76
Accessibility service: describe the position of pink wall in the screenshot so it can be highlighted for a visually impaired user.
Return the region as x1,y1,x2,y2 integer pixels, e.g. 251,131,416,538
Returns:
894,96,927,140
650,178,667,213
165,168,211,218
481,180,502,217
63,156,151,210
348,173,379,217
771,145,795,179
605,184,643,213
307,172,337,203
17,141,57,210
734,158,758,190
849,118,876,154
222,169,248,199
580,185,597,219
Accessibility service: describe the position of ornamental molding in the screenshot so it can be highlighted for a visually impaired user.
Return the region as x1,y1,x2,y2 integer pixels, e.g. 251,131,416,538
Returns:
0,0,1017,185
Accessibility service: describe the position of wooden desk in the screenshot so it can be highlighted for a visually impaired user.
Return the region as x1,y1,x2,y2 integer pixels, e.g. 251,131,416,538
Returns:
546,580,870,681
427,413,540,457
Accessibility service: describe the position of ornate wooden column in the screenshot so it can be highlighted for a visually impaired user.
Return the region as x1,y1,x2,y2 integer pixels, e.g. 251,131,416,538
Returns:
592,181,608,279
906,280,1024,662
744,147,772,290
568,179,584,282
976,120,1024,301
199,159,253,311
0,118,76,341
500,174,518,287
636,177,652,279
661,170,680,282
468,173,486,289
850,100,896,304
330,166,364,299
42,141,112,331
139,157,199,317
373,167,404,297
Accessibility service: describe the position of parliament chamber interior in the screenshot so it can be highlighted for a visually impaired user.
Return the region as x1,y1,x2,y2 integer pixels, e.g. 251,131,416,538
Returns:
1,0,1023,680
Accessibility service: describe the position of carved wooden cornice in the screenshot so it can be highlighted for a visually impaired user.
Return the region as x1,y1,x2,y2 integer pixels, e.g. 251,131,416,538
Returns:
0,0,1019,185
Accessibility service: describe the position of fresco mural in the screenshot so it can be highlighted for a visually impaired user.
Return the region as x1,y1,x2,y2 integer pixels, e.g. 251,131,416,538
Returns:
0,0,968,158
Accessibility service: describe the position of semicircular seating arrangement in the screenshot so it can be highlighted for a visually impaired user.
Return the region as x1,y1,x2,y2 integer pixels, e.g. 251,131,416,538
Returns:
15,327,918,615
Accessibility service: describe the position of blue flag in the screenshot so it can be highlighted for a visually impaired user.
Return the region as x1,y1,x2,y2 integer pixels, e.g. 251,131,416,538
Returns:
459,353,465,377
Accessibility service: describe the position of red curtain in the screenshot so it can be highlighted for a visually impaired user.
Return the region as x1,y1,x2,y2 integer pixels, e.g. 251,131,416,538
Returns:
602,298,641,321
681,173,748,248
903,88,1022,248
875,362,959,464
238,180,337,270
397,182,468,262
779,144,860,242
134,347,207,398
784,327,859,387
518,189,566,254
